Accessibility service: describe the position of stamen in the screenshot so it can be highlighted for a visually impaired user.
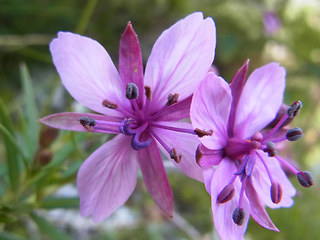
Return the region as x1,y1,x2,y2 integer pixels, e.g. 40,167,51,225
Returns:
263,141,278,157
80,116,96,131
170,148,182,163
126,83,139,99
102,100,118,109
166,93,179,106
150,122,196,135
217,182,236,204
245,156,255,177
286,128,303,141
287,101,302,118
256,151,274,183
149,129,173,157
232,207,245,226
271,182,283,204
95,120,124,127
144,86,152,101
275,155,299,175
194,128,213,138
297,171,314,188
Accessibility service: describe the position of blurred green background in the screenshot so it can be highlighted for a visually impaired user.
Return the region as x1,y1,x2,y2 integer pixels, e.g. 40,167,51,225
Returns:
0,0,319,239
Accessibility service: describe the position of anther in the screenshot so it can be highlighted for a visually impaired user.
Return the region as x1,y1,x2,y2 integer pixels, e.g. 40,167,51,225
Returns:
286,128,303,141
170,148,181,163
194,128,213,138
79,116,96,130
217,184,235,204
126,83,139,99
297,171,314,188
232,207,245,226
102,100,118,109
144,86,152,101
271,182,283,204
263,141,277,157
166,93,179,106
287,101,302,118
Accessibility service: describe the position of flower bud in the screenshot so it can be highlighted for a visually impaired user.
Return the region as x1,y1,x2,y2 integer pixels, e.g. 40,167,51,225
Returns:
126,83,139,99
217,184,235,203
297,171,314,188
286,128,303,141
270,182,283,204
232,207,245,226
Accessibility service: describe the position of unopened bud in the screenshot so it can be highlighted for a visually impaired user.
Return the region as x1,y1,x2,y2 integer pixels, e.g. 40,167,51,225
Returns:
232,207,245,226
297,171,314,188
287,101,302,118
126,83,139,99
271,182,283,204
217,184,235,204
286,128,303,141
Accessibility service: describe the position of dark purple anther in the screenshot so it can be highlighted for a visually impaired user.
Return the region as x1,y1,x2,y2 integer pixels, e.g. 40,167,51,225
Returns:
297,171,314,188
102,99,118,109
287,101,302,118
170,148,181,163
286,128,303,141
217,184,235,203
166,93,179,106
271,182,283,204
232,207,245,226
194,128,213,138
126,83,139,99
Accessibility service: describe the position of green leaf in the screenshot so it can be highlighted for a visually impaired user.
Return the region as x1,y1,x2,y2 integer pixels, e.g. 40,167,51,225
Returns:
0,100,20,192
30,212,73,240
20,62,39,158
39,197,79,209
0,232,28,240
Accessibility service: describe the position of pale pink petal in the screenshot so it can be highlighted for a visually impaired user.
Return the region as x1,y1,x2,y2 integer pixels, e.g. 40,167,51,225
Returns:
203,167,214,194
39,112,122,133
50,32,130,116
190,73,231,149
211,159,250,240
119,22,144,107
151,121,203,181
251,151,296,208
138,135,173,217
234,62,286,139
144,12,216,113
77,134,138,222
245,179,279,231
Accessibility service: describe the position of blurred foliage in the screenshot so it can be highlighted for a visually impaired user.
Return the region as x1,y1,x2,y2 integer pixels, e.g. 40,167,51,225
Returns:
0,0,319,239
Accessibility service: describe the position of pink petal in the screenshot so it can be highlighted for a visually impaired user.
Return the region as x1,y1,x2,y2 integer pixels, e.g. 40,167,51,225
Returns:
190,73,231,150
151,121,204,182
228,60,249,136
245,179,279,231
138,134,173,217
77,134,138,222
144,12,216,113
50,32,130,117
203,167,214,195
39,112,122,133
234,62,286,139
156,95,192,121
251,151,296,208
119,22,144,107
211,159,250,240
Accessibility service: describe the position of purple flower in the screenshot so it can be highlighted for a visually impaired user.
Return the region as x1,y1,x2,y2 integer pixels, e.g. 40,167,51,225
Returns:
191,61,313,240
40,12,216,222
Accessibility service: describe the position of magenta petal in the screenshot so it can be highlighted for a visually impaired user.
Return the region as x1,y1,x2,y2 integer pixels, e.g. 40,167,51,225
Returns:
119,22,144,107
228,60,249,136
191,73,232,150
144,12,216,113
211,159,250,240
251,151,296,208
234,62,286,139
77,134,138,222
245,179,279,232
39,112,122,133
151,121,204,182
50,32,130,116
156,96,192,121
138,135,173,217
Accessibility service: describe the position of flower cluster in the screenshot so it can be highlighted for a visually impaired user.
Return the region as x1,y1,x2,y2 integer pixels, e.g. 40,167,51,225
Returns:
41,12,313,239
